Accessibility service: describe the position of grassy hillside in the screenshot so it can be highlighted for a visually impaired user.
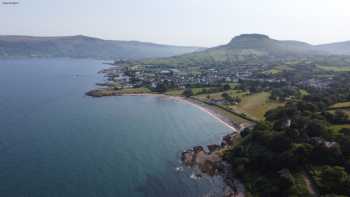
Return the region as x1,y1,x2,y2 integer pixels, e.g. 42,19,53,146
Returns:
0,35,203,59
316,41,350,55
143,34,330,66
141,34,350,68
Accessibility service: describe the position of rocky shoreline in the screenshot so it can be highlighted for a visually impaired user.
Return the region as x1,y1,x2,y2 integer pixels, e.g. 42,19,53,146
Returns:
181,132,245,197
86,89,122,97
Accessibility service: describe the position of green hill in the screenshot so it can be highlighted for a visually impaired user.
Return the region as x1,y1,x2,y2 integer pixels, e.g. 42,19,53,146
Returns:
144,34,330,66
316,41,350,55
0,35,203,60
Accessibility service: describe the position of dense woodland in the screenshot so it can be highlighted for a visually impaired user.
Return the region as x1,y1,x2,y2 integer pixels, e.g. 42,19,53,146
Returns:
224,70,350,196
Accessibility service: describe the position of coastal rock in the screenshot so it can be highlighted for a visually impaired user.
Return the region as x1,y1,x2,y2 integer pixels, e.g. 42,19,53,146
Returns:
181,149,195,166
195,151,222,176
222,134,233,146
207,144,220,153
193,146,204,153
181,146,223,176
181,132,246,197
85,89,121,97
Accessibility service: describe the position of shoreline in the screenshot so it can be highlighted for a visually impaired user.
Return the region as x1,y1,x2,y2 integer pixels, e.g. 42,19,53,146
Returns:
116,94,246,196
178,97,239,132
91,92,241,132
87,91,246,196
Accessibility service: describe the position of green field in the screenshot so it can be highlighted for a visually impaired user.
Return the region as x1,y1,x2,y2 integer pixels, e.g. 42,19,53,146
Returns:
330,124,350,132
263,65,294,75
263,69,281,75
165,88,208,97
299,89,309,97
231,92,285,120
330,101,350,108
116,87,151,94
317,65,350,72
195,89,248,101
165,89,184,96
327,109,350,133
328,109,350,116
195,91,284,121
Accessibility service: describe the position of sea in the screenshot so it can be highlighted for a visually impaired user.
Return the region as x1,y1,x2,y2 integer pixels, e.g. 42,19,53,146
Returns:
0,58,231,197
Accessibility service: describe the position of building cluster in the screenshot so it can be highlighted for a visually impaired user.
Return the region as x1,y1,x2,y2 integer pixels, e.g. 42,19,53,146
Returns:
103,62,334,91
106,64,262,89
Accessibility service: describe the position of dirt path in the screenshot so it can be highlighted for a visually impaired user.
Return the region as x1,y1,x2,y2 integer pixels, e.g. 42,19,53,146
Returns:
302,173,319,197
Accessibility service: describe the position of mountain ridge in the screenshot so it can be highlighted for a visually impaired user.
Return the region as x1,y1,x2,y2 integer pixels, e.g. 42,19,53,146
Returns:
143,34,350,66
316,40,350,55
2,34,350,61
0,35,204,59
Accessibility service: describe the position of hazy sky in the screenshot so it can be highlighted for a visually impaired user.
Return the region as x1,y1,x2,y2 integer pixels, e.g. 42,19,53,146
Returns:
1,0,349,47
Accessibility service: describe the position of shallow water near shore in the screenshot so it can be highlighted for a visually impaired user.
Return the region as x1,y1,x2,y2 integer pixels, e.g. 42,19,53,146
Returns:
0,58,231,197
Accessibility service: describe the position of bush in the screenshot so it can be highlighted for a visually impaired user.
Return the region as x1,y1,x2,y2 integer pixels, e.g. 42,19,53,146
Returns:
182,88,193,97
319,166,350,195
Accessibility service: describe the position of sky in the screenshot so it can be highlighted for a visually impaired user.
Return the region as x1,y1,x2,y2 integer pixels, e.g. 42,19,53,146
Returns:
1,0,350,47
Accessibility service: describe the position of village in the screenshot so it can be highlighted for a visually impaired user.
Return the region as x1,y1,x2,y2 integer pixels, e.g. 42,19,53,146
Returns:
101,60,332,92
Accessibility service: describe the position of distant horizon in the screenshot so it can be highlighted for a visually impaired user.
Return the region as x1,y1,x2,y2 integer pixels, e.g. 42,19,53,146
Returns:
0,33,349,48
1,0,350,47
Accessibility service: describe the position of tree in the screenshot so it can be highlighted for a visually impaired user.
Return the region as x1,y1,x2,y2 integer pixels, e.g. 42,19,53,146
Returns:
223,84,231,91
325,110,349,124
222,92,234,102
311,143,343,165
252,176,280,196
268,133,292,152
305,119,329,138
153,83,167,93
183,88,193,97
334,110,349,124
277,169,295,190
319,166,349,195
240,128,251,138
292,143,313,165
340,128,350,136
338,135,350,157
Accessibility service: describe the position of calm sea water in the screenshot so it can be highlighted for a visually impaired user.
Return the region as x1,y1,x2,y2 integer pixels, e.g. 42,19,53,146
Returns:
0,58,231,197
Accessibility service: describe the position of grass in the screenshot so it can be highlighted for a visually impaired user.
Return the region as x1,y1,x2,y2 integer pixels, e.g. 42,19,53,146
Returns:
328,109,350,135
195,89,248,101
188,97,252,125
231,92,285,120
273,64,295,72
330,124,350,133
263,69,281,75
328,109,350,116
192,88,207,95
195,91,284,121
330,101,350,108
299,89,309,97
317,65,350,72
165,88,208,96
165,89,184,96
116,87,151,94
164,88,255,124
262,65,296,75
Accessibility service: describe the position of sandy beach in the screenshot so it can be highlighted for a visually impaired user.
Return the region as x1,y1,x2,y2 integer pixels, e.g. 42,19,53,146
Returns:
174,97,239,132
